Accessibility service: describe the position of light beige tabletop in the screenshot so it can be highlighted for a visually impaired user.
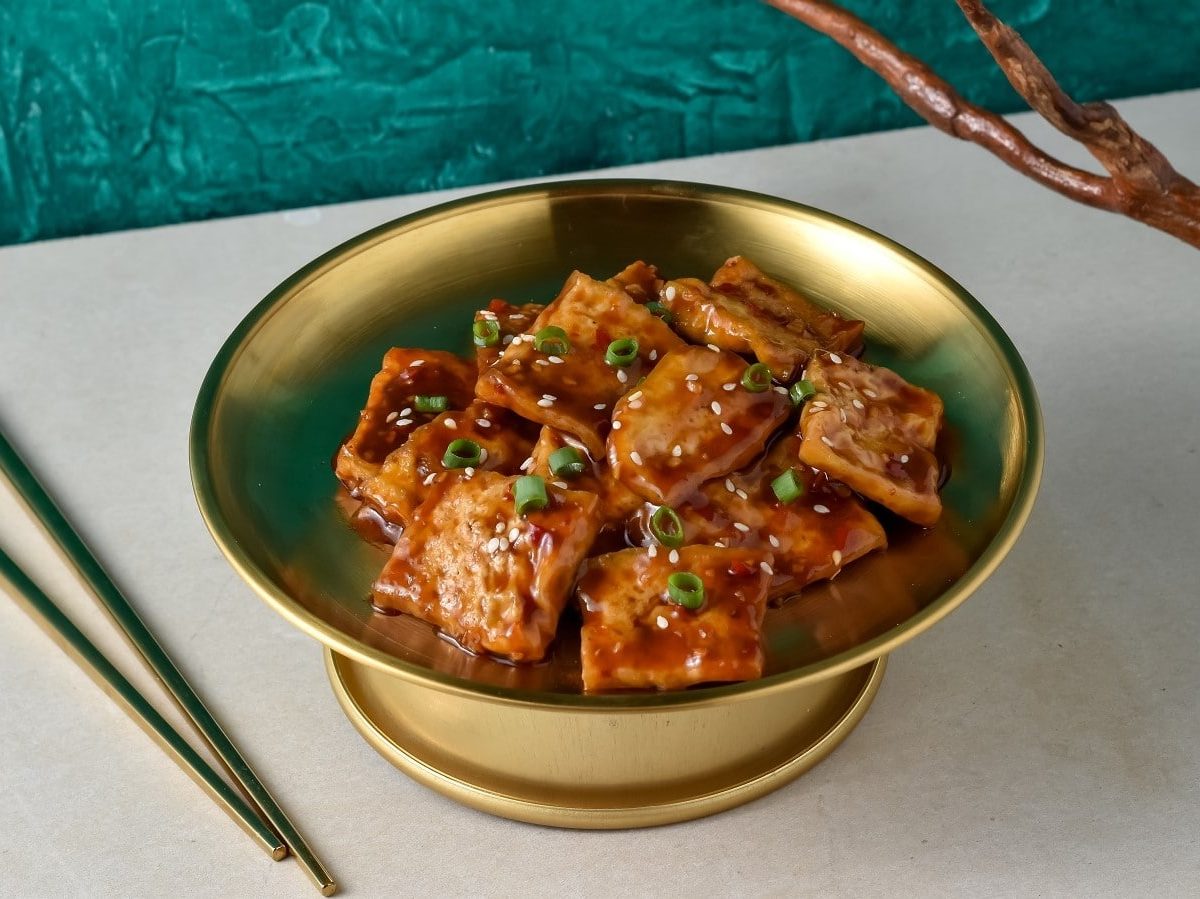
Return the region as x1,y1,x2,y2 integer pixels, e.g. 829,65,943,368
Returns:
2,89,1197,897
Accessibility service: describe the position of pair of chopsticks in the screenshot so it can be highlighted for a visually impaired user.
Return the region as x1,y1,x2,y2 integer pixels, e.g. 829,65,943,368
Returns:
0,430,335,895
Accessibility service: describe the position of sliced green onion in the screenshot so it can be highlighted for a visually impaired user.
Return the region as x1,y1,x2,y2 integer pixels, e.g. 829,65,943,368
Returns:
548,446,586,478
534,325,570,356
442,438,482,469
605,337,639,367
771,468,805,503
649,505,684,548
789,379,816,406
415,394,449,413
741,363,772,392
646,301,674,323
514,474,549,516
472,319,500,347
667,571,705,610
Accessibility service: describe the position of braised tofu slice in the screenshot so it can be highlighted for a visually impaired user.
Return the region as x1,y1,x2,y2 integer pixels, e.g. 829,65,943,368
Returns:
635,434,886,600
528,427,643,527
798,351,945,526
473,300,544,372
335,349,476,491
359,401,536,527
607,260,662,303
608,345,790,506
373,471,600,662
577,545,772,692
658,256,864,380
476,271,685,456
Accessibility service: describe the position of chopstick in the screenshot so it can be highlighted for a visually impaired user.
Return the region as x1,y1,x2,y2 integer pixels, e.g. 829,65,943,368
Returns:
0,430,336,896
0,546,287,860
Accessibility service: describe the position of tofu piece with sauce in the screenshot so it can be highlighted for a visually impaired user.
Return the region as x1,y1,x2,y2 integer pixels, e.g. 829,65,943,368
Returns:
473,300,545,372
631,434,887,600
475,271,685,457
607,345,791,506
359,401,536,527
577,545,773,692
798,351,945,526
334,349,476,491
527,427,644,528
372,471,601,662
658,256,864,381
607,260,663,303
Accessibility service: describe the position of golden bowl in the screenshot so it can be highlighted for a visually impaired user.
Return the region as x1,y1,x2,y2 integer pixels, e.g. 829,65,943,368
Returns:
190,180,1042,828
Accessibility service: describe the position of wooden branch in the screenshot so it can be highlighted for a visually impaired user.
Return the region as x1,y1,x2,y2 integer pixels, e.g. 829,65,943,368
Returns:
766,0,1200,249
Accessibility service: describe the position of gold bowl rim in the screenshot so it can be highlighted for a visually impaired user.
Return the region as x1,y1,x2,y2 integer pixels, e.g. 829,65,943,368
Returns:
189,178,1044,710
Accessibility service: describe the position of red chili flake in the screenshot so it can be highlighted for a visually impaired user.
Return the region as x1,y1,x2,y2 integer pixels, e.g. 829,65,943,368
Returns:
487,298,509,313
729,560,754,577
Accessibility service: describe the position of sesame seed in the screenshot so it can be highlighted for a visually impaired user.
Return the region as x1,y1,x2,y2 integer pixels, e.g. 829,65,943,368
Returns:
494,521,506,534
852,399,865,410
611,420,622,430
686,381,700,393
863,389,878,398
508,527,520,542
537,398,554,407
478,448,488,463
628,400,643,409
478,311,498,320
900,454,910,463
736,489,748,500
713,541,725,548
656,615,669,629
760,561,774,575
410,360,425,367
543,394,557,400
723,383,736,391
733,522,750,533
464,466,475,476
444,419,457,429
628,390,644,402
548,355,565,364
616,369,628,384
821,436,834,447
672,444,682,457
838,381,853,390
510,313,527,319
668,549,679,564
829,353,842,364
422,473,437,486
647,544,658,558
768,534,780,548
535,359,550,366
811,401,828,409
510,359,522,368
486,537,500,554
649,349,658,361
593,403,607,411
553,480,568,489
520,457,534,471
385,411,399,423
685,373,699,381
664,285,677,301
725,479,736,493
720,423,733,435
706,343,721,352
813,504,831,514
476,418,491,428
772,385,788,395
630,451,644,466
832,549,843,566
710,401,722,414
400,407,412,416
395,418,414,427
498,537,510,551
839,408,848,422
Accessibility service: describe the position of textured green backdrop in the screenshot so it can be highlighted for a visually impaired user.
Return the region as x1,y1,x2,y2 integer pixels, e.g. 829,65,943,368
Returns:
3,1,1198,245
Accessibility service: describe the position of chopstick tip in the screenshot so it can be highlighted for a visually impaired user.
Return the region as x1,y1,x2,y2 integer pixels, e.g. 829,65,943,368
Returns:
272,844,289,861
320,881,337,896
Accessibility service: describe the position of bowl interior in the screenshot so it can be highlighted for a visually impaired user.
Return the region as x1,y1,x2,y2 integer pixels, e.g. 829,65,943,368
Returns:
191,180,1040,703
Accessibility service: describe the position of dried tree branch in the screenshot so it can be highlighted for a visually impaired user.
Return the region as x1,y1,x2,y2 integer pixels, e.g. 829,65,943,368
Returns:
766,0,1200,249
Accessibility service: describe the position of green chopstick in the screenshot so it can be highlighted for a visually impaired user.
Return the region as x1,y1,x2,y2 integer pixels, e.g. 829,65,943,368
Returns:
0,429,335,895
0,546,286,859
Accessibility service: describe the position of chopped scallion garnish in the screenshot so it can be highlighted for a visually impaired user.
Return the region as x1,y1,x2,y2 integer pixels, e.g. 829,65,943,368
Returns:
771,468,805,503
667,571,705,609
443,438,482,469
514,475,549,516
548,446,586,478
649,505,684,548
605,337,639,367
742,363,772,392
534,325,570,356
789,379,816,405
415,395,449,413
472,319,500,347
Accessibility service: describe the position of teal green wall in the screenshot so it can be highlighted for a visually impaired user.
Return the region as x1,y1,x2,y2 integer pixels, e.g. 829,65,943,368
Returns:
3,1,1199,245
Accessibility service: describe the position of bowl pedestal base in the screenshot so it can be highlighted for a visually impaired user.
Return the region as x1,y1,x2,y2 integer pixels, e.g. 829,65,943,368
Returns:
325,649,886,829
